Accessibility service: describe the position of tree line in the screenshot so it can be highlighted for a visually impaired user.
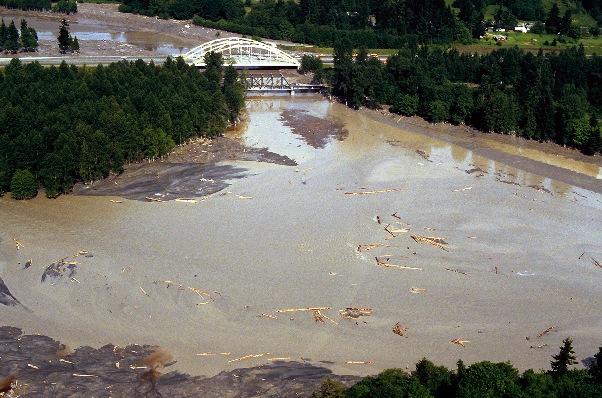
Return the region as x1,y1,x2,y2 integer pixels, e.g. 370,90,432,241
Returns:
121,0,466,48
0,18,38,53
0,54,245,199
311,41,601,155
0,0,77,14
118,0,601,49
312,339,602,397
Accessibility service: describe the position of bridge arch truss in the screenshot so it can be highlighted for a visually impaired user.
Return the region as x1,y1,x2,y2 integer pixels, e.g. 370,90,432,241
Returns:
182,37,299,69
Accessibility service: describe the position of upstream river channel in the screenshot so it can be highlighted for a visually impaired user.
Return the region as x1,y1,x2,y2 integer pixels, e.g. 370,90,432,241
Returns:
1,96,601,377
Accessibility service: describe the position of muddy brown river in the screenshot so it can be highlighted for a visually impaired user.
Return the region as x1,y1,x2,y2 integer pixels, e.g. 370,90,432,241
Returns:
1,96,601,381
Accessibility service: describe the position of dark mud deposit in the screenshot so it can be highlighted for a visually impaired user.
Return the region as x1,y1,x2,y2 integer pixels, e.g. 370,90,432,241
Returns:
71,135,296,201
73,163,249,201
0,327,359,397
280,109,348,149
0,278,21,308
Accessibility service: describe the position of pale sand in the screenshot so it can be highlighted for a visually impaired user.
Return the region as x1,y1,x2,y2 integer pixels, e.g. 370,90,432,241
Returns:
1,95,601,382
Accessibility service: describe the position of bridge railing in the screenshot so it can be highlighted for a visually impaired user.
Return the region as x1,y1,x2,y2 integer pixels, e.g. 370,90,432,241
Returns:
183,37,300,69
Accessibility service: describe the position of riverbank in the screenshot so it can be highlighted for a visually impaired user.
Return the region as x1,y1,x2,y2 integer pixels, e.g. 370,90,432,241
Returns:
360,107,602,193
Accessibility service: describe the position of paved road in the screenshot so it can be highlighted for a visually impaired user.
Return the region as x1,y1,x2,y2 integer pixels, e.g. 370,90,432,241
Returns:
0,54,386,68
0,55,172,67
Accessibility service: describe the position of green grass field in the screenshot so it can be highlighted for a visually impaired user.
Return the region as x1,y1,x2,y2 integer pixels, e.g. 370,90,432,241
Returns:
281,31,602,57
475,31,602,55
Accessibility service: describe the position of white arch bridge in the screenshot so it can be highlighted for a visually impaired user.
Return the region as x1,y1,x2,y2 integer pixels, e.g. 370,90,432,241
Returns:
182,37,300,69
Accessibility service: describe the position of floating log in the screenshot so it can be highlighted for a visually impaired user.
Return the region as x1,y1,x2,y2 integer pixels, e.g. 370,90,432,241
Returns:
153,280,215,304
530,344,548,349
451,338,471,347
375,257,422,270
175,198,197,203
312,310,338,325
411,235,449,251
275,307,330,313
445,268,467,275
339,308,373,319
12,239,24,249
258,314,278,319
109,200,123,203
227,353,269,363
536,326,554,338
345,361,374,365
344,188,403,195
358,243,391,252
383,224,395,237
188,287,212,299
392,322,408,336
452,187,472,192
145,197,163,202
313,310,325,323
74,250,90,257
410,287,427,293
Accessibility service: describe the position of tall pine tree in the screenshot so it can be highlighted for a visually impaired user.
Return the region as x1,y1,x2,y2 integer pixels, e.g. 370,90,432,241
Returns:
551,337,578,376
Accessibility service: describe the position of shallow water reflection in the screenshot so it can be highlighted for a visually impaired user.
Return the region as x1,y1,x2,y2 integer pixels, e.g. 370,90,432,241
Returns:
35,30,190,55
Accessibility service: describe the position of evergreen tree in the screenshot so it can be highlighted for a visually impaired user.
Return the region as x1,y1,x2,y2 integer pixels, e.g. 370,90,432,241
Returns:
204,51,223,93
412,358,453,398
590,346,602,384
454,0,485,39
310,377,345,398
71,36,79,53
560,9,573,35
332,36,355,105
223,64,244,124
5,20,19,53
551,337,578,376
57,18,71,53
19,19,38,52
546,3,562,34
533,55,556,141
0,19,7,51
